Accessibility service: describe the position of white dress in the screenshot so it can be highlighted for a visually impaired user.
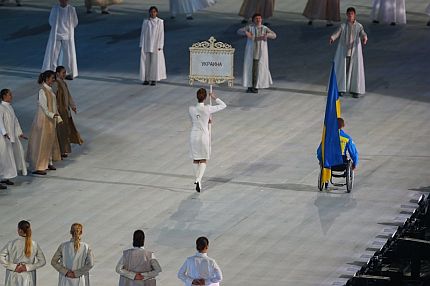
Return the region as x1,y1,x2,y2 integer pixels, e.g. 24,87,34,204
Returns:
170,0,216,16
0,107,17,180
178,252,222,286
189,98,226,160
371,0,406,24
0,237,46,286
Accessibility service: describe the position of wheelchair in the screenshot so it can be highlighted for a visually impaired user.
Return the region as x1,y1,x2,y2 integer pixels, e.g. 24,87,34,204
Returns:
318,156,354,193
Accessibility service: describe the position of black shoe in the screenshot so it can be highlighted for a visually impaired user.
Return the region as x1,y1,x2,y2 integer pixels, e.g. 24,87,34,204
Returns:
252,88,258,93
170,16,176,19
47,165,56,171
372,20,379,24
195,182,200,193
101,10,110,14
143,81,149,85
61,153,68,158
246,87,253,93
307,20,313,25
32,170,47,175
390,22,396,26
326,22,333,27
150,81,156,86
241,19,248,24
0,184,7,190
186,16,193,20
338,92,344,97
1,180,14,185
351,93,360,98
65,75,74,80
86,10,92,14
427,21,430,26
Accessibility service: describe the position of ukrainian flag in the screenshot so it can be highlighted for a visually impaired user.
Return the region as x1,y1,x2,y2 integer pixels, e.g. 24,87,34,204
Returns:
320,63,343,184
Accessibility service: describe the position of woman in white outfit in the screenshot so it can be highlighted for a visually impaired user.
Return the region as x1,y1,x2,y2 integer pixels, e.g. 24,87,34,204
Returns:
51,223,94,286
0,220,46,286
189,88,226,192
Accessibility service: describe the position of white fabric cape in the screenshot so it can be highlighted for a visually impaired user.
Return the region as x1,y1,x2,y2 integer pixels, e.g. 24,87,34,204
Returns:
371,0,406,24
42,4,78,77
332,22,366,94
170,0,216,15
139,17,167,81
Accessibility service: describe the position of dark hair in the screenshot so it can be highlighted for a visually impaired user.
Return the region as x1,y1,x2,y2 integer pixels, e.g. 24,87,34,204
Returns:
337,117,345,129
346,7,356,14
149,6,158,13
196,236,209,252
252,13,262,21
18,220,32,257
133,230,145,247
0,89,10,100
55,66,66,73
196,88,207,103
38,70,55,84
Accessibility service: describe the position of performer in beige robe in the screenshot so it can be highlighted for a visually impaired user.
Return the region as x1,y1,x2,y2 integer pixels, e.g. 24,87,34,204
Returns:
330,7,367,98
55,66,83,157
0,89,27,182
0,220,46,286
51,223,94,286
139,6,167,86
85,0,122,14
116,230,162,286
27,71,62,175
239,0,275,23
303,0,340,26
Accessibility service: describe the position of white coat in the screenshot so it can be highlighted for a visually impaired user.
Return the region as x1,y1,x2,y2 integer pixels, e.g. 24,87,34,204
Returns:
331,21,367,95
371,0,406,24
0,237,46,286
170,0,216,15
0,102,27,176
139,17,167,82
178,252,222,286
42,4,78,77
0,105,17,180
189,98,226,160
237,24,276,89
51,241,94,286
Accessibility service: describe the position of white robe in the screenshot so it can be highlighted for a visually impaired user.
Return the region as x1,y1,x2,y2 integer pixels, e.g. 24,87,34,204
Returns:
139,17,167,82
170,0,216,16
0,237,46,286
189,98,226,160
42,4,78,77
331,21,367,94
177,252,222,286
0,105,17,180
51,241,94,286
0,102,27,176
371,0,406,24
237,24,276,89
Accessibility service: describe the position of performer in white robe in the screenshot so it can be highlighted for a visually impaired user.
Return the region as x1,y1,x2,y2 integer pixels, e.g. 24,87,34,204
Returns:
178,236,222,286
0,89,27,181
189,89,226,192
0,106,16,189
51,223,94,286
42,0,78,79
302,0,340,26
0,220,46,286
116,230,162,286
371,0,406,25
330,7,367,98
139,6,167,86
237,13,276,93
170,0,216,19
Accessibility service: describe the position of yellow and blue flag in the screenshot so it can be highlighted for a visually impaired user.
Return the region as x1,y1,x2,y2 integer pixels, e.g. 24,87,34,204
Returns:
320,63,343,184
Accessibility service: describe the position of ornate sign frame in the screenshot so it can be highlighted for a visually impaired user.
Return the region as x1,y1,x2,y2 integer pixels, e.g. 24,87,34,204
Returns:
189,36,235,87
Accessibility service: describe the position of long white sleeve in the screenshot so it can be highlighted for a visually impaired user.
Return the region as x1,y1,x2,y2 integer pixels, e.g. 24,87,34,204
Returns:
208,98,227,114
115,256,137,280
177,260,193,286
208,260,222,284
38,89,55,119
0,242,18,271
0,112,6,135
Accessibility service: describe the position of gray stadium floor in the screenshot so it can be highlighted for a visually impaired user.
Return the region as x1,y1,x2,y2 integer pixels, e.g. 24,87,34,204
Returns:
0,1,429,285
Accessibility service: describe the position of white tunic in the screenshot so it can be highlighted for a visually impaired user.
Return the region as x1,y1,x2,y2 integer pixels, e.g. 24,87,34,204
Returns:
331,21,367,94
42,4,78,77
0,102,27,176
170,0,216,15
178,252,222,286
237,24,276,89
0,237,46,286
51,241,94,286
0,104,17,180
371,0,406,24
189,98,226,160
139,17,167,82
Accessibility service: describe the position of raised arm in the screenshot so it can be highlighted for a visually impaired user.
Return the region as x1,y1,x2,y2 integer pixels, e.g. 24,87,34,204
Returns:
208,94,227,114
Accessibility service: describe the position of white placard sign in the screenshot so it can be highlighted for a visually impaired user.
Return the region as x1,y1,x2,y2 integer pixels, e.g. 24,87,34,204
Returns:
189,36,235,86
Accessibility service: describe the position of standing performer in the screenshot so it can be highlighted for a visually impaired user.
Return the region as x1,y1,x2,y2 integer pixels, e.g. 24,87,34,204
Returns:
85,0,122,14
27,71,62,175
0,89,28,183
116,230,162,286
139,6,167,86
42,0,78,80
303,0,340,26
330,7,367,98
371,0,406,25
55,66,83,158
0,97,16,190
0,220,46,286
189,89,226,192
51,223,94,286
239,0,275,23
178,236,223,286
237,13,276,94
169,0,216,20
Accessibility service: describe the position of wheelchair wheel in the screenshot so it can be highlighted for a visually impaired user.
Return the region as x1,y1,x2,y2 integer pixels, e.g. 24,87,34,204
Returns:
346,160,354,193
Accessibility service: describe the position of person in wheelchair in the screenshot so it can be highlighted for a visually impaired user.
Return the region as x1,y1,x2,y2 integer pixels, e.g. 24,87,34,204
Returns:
317,117,359,171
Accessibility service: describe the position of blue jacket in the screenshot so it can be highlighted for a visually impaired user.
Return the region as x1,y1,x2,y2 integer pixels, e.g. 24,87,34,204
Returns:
317,129,359,167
